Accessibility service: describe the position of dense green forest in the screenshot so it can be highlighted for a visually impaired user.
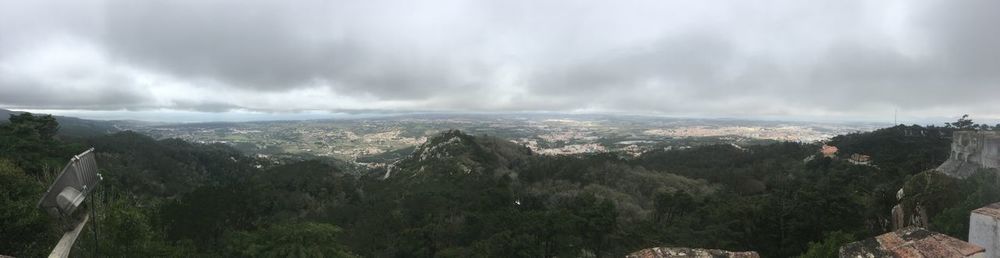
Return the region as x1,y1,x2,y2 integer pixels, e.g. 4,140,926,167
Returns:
2,113,1000,257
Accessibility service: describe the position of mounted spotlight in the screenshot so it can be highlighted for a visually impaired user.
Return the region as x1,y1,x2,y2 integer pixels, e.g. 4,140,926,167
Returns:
37,148,102,258
38,148,101,223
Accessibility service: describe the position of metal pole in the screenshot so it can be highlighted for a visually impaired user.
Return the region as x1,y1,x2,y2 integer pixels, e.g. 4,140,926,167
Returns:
90,191,99,258
47,213,89,258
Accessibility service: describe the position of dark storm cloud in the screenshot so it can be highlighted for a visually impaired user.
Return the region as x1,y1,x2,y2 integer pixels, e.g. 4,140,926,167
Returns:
515,0,1000,117
0,0,998,119
102,1,347,91
99,0,488,100
0,74,151,110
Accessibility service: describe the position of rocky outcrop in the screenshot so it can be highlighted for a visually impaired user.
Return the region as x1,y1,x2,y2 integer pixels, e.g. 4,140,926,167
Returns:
936,131,1000,178
627,247,759,258
383,130,533,180
891,188,929,231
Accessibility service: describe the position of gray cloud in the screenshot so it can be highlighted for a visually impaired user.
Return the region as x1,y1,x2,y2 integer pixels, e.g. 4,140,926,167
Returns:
527,34,736,101
0,73,151,110
98,0,505,101
0,0,998,120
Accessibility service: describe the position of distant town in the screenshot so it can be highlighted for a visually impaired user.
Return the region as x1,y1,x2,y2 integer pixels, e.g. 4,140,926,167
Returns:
116,114,884,166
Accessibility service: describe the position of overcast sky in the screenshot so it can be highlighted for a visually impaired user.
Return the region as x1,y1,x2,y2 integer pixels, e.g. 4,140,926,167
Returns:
1,0,998,122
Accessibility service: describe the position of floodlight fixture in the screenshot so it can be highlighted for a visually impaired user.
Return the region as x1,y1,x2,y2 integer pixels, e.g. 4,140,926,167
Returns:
37,148,101,223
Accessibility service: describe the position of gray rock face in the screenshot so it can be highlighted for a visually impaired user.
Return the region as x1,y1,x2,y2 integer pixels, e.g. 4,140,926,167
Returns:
936,131,1000,178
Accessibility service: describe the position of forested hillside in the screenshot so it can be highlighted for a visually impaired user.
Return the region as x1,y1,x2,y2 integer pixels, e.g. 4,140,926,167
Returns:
2,113,1000,257
0,109,119,137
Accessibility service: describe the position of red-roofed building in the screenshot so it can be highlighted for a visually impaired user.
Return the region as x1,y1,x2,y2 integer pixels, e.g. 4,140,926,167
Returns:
821,144,839,157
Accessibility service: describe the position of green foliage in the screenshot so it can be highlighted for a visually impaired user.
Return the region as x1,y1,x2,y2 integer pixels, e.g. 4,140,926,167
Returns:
0,159,55,257
72,189,195,258
0,113,81,174
828,125,952,175
635,142,813,192
0,113,355,257
8,113,59,139
800,231,855,258
161,184,268,251
0,113,75,257
390,130,533,179
86,131,258,196
223,222,354,258
930,169,1000,238
943,114,1000,131
949,114,976,130
902,170,962,220
654,190,695,224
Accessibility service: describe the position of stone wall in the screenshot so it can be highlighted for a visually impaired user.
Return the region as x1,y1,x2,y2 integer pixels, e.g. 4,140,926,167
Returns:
936,131,1000,178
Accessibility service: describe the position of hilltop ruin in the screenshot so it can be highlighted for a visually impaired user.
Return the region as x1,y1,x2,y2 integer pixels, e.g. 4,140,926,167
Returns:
935,131,1000,178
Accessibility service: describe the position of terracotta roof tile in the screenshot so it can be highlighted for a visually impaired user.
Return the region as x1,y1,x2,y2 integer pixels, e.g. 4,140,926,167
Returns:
931,234,985,256
839,227,985,258
911,236,963,257
890,245,923,258
876,231,905,250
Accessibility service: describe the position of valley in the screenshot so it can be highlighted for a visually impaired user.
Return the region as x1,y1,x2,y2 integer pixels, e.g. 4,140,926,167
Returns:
117,114,883,166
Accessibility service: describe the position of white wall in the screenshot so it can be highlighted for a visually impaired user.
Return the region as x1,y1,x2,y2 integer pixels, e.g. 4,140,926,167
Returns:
970,212,1000,258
